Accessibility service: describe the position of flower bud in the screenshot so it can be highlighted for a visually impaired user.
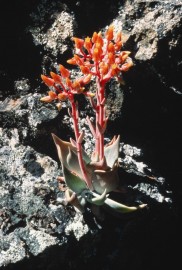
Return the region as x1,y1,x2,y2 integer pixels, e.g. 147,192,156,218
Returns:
66,77,73,88
82,74,92,84
50,72,62,83
121,58,133,71
72,37,84,49
107,42,115,53
80,65,90,74
108,52,115,64
56,103,62,111
106,25,114,41
99,62,109,75
92,32,98,43
85,92,95,98
96,32,104,47
41,75,54,87
119,51,131,62
84,37,92,51
59,65,70,78
67,57,77,65
58,92,68,101
48,91,57,99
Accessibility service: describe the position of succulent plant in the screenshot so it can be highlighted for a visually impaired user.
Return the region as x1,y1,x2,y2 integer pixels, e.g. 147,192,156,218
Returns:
40,25,147,216
52,134,146,214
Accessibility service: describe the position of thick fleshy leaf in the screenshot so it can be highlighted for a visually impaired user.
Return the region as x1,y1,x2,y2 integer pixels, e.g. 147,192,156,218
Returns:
69,138,91,164
63,166,87,194
52,133,90,179
104,135,120,168
82,189,108,206
65,189,86,212
67,147,83,177
87,162,120,194
104,197,147,213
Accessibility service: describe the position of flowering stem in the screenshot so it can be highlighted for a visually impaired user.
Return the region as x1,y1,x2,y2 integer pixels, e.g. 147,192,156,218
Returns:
95,76,105,161
95,94,100,159
98,82,105,160
71,100,93,190
99,104,104,160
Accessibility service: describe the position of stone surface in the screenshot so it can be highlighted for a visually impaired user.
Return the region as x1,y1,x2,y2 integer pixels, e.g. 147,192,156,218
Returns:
27,0,76,56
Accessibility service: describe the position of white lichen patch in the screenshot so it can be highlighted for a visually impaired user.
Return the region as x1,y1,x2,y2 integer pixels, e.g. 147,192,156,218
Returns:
0,234,26,267
65,213,89,241
22,228,59,256
29,10,75,55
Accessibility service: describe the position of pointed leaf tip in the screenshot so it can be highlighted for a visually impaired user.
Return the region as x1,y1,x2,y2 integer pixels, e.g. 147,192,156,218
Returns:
51,133,60,144
83,190,108,206
104,197,147,214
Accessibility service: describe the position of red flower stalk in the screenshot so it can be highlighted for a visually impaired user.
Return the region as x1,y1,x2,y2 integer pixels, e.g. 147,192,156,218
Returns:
40,66,93,189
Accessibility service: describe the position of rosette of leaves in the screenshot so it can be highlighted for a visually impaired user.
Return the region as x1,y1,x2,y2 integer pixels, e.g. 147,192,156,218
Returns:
52,133,147,214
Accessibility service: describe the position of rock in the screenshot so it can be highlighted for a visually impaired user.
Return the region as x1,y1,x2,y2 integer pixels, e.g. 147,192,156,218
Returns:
0,228,59,266
118,0,182,94
27,0,76,57
0,128,93,268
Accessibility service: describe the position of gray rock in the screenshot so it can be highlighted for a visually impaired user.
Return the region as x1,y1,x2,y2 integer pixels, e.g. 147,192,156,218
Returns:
27,0,76,57
0,127,92,268
118,0,182,94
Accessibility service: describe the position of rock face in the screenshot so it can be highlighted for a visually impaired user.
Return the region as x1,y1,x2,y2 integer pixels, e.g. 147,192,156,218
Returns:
0,0,181,269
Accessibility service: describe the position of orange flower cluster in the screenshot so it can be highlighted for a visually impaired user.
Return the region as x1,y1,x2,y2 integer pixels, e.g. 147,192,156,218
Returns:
40,25,133,108
67,25,133,85
40,64,93,107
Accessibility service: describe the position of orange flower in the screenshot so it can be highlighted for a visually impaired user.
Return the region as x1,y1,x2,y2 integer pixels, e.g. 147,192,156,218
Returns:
107,42,115,53
40,91,57,102
108,52,115,64
58,92,68,101
106,25,114,41
59,65,70,78
56,103,62,111
115,41,122,51
72,80,81,91
82,74,92,84
41,75,54,87
111,64,119,76
48,91,57,99
84,37,92,51
119,51,131,63
93,47,103,62
99,62,109,75
72,54,83,66
67,57,77,65
40,96,53,102
80,65,90,74
66,77,73,88
50,72,62,83
72,37,84,49
95,42,103,54
121,58,133,71
92,32,98,43
96,32,104,47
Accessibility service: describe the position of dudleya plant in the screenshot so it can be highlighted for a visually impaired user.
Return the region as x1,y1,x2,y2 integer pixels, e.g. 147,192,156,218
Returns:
40,25,147,215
